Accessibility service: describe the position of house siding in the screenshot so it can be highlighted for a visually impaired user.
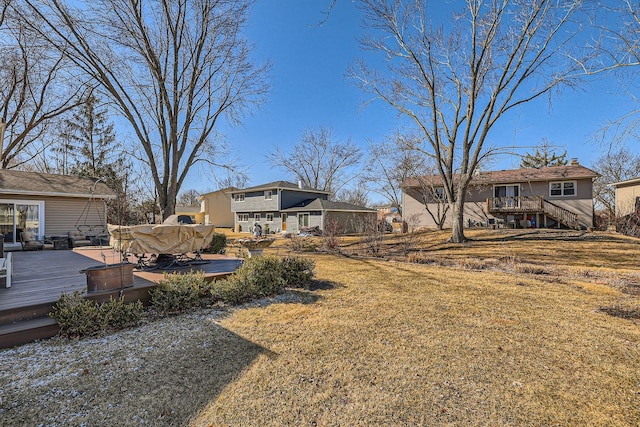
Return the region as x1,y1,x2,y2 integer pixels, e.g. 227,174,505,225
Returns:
231,190,279,213
0,195,107,239
324,211,377,234
403,177,596,229
615,183,640,217
200,190,234,228
45,197,107,236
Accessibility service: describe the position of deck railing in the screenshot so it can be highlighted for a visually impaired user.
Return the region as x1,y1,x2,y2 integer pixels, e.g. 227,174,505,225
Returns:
487,196,543,212
486,196,580,229
542,199,580,230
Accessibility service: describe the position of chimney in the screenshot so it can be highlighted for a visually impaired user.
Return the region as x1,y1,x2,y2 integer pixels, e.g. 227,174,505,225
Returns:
570,158,579,165
298,180,303,189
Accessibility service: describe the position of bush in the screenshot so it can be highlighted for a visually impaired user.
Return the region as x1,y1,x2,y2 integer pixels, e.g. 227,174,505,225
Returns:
204,233,227,254
280,256,315,288
150,272,208,314
50,292,143,338
214,256,285,304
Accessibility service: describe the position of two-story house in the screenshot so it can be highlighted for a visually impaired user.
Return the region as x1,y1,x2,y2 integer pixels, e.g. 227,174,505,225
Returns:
612,177,640,217
402,161,599,230
230,181,376,234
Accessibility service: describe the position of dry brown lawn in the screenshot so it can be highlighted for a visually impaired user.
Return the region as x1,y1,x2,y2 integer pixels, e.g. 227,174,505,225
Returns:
2,229,639,426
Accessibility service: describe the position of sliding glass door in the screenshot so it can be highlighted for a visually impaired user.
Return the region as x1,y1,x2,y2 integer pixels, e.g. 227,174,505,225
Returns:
0,201,43,243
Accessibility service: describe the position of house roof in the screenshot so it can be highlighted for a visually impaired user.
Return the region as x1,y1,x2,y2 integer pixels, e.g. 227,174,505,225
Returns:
0,169,115,198
281,198,377,213
199,187,237,198
611,177,640,188
403,164,599,188
232,181,330,194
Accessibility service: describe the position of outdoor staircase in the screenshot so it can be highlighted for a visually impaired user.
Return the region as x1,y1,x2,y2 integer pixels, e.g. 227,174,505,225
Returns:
542,199,580,230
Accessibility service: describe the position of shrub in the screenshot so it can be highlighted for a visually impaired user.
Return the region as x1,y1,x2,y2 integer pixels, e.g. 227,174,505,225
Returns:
288,235,318,253
50,292,143,338
280,256,315,288
214,256,285,304
100,297,144,330
150,272,207,314
204,233,227,254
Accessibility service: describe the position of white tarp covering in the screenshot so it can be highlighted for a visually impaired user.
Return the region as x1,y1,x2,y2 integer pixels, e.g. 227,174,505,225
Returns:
108,223,216,254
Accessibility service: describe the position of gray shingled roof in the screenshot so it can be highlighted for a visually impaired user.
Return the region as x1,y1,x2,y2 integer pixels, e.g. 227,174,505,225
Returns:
403,164,599,188
233,181,329,194
281,198,376,213
0,169,115,198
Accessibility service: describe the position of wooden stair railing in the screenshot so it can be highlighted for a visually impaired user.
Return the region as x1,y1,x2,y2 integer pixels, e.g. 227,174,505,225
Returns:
542,199,580,230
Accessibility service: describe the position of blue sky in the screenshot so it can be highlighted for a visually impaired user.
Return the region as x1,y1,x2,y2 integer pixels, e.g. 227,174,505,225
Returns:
187,0,639,194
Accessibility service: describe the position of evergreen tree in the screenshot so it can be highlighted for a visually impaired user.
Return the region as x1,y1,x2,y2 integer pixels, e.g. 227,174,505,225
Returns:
63,95,131,224
520,140,568,169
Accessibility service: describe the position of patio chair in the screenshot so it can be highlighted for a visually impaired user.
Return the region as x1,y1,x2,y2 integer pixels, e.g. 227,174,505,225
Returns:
20,231,44,251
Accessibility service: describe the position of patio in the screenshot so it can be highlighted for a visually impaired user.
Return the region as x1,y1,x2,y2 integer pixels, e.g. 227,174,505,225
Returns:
0,247,243,348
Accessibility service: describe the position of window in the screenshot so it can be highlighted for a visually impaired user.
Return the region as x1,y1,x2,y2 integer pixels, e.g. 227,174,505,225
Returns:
264,190,272,200
238,214,249,222
434,187,445,201
549,181,576,197
266,213,274,222
298,213,310,227
234,193,245,202
254,213,261,222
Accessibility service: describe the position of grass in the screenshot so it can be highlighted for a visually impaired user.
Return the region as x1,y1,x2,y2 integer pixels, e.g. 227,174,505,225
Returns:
1,229,639,425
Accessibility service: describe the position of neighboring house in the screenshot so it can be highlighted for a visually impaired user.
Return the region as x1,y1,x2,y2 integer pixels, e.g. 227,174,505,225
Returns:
174,205,202,224
230,181,377,234
198,187,236,228
612,177,640,217
373,203,401,223
0,169,115,248
402,161,599,230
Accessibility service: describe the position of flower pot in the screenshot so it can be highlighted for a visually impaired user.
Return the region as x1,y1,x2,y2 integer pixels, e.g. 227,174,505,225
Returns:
82,263,135,293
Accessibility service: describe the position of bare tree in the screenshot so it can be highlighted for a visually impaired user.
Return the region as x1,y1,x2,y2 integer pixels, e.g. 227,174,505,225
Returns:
362,132,432,217
351,0,620,243
593,148,640,217
335,185,370,207
268,126,362,196
177,189,201,207
0,6,87,169
22,0,269,219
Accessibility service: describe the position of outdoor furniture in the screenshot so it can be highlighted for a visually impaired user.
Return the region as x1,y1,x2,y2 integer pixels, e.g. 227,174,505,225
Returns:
108,223,216,269
68,230,92,248
20,231,44,251
0,252,12,288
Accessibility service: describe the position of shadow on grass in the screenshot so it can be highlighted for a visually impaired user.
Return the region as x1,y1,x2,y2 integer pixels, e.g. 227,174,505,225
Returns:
306,279,341,291
600,305,640,319
2,321,272,426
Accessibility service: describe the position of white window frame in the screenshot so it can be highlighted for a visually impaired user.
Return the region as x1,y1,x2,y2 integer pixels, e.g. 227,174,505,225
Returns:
0,199,45,241
238,214,249,222
298,213,310,227
266,213,274,222
549,181,576,197
254,213,261,222
234,193,245,202
264,190,272,200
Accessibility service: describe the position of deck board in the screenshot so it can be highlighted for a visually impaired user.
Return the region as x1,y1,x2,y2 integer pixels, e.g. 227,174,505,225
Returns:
0,248,243,312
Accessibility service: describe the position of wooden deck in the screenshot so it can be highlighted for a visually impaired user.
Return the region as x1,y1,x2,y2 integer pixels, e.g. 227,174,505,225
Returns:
0,247,243,348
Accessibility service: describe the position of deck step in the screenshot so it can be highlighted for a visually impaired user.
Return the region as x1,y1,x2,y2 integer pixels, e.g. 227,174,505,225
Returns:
0,302,54,325
0,316,60,349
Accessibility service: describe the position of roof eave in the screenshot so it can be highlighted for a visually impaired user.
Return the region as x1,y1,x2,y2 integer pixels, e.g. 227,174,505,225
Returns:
0,189,116,199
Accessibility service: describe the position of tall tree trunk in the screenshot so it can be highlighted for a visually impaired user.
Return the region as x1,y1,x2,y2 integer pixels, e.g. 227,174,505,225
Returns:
450,195,466,243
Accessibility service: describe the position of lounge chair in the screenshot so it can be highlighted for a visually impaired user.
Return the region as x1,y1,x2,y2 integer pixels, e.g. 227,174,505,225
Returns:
68,230,93,248
20,231,44,251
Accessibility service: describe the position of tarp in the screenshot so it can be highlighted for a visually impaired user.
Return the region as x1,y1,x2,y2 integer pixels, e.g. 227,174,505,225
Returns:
107,223,216,255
